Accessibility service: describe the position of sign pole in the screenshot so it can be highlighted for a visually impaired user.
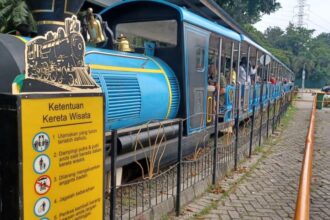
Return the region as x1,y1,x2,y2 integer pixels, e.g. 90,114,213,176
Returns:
302,64,306,92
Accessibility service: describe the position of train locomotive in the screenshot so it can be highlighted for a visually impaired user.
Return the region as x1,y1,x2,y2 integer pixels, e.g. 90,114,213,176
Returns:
0,0,294,182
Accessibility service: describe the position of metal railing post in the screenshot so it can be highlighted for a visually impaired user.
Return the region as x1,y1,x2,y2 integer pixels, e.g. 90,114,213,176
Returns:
234,84,240,171
259,83,264,146
110,130,118,220
266,100,270,138
249,86,256,158
176,120,183,216
272,100,276,133
278,97,283,126
212,107,219,184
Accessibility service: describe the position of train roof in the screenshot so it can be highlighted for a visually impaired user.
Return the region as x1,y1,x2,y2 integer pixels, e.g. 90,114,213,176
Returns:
100,0,294,76
180,7,241,41
240,35,269,54
100,0,241,41
271,55,292,73
241,35,293,74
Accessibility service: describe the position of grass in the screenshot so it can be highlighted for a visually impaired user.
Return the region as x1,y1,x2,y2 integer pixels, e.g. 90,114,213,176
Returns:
190,103,297,219
161,214,170,220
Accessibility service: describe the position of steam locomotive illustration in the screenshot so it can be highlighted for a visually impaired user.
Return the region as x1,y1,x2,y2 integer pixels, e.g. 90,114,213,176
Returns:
0,0,294,180
25,17,97,87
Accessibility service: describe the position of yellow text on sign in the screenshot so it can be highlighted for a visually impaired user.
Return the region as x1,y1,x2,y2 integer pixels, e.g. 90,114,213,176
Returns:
21,95,104,220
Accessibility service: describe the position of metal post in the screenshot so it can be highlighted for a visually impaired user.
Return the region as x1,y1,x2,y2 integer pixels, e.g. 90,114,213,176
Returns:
176,120,183,216
302,63,306,91
278,97,283,126
234,84,240,171
249,85,256,158
266,100,270,138
259,82,264,146
212,109,218,184
272,100,276,133
212,38,222,184
110,130,118,220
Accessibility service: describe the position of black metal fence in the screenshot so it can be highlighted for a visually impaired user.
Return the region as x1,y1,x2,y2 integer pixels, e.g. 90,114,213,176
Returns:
107,91,294,220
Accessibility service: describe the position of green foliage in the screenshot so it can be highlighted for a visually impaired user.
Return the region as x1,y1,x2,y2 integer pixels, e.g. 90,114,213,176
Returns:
215,0,281,24
247,23,330,85
0,0,35,33
215,0,330,86
244,24,291,65
266,25,330,83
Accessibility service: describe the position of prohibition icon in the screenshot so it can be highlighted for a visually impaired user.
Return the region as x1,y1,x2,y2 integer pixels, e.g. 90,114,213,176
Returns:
34,197,51,217
33,154,51,174
35,175,51,195
33,132,50,152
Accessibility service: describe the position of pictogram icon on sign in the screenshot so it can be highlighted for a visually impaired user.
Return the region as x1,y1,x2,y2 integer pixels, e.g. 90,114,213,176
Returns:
33,132,50,152
35,175,51,195
33,154,50,174
34,197,51,217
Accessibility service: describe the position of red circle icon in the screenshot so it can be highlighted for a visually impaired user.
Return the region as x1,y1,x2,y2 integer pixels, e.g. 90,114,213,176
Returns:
34,175,51,195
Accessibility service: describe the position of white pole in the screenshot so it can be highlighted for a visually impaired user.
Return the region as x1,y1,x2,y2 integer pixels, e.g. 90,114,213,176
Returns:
302,63,306,92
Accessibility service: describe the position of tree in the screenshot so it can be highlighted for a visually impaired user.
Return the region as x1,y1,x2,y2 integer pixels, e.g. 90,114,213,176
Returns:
262,24,330,84
215,0,330,86
264,26,284,48
0,0,35,33
244,24,291,65
215,0,281,24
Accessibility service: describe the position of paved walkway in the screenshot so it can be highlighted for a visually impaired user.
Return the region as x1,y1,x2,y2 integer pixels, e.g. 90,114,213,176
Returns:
172,93,330,219
311,107,330,219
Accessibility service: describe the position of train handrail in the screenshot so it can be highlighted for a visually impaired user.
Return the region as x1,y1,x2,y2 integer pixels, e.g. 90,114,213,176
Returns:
294,96,317,220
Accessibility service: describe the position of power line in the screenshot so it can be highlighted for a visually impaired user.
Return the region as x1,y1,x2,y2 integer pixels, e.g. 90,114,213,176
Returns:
305,19,330,33
309,10,330,25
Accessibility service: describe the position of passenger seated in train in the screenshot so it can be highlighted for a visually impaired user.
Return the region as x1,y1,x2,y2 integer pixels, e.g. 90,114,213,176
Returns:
219,73,227,107
270,75,276,84
230,62,237,85
250,64,258,84
208,63,227,112
238,58,247,84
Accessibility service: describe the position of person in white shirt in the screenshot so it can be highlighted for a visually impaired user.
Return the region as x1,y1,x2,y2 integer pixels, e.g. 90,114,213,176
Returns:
250,64,258,84
238,60,247,84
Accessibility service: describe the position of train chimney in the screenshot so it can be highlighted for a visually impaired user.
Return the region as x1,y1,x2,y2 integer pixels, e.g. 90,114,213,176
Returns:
25,0,85,35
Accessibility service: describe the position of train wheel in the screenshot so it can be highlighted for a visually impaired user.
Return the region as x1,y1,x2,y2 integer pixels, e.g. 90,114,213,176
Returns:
45,73,51,81
57,72,63,84
68,73,75,86
50,71,57,82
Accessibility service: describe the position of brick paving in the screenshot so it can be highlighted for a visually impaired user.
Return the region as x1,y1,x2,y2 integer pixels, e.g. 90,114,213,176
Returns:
310,108,330,220
172,93,330,220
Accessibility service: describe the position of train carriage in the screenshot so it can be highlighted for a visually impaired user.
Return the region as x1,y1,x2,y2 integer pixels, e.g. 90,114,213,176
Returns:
0,0,295,183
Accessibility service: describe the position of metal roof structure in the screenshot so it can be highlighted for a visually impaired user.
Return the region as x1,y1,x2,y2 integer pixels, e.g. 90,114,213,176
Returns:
241,35,270,55
180,7,241,41
86,0,293,75
167,0,250,36
87,0,250,36
101,0,241,41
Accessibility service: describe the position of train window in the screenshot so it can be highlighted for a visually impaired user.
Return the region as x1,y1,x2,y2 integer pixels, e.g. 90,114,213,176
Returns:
116,20,177,48
196,46,205,72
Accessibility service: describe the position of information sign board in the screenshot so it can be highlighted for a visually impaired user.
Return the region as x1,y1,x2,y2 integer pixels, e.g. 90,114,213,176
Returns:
21,94,104,220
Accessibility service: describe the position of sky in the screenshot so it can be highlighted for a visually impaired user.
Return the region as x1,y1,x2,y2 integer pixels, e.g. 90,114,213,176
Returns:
254,0,330,36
